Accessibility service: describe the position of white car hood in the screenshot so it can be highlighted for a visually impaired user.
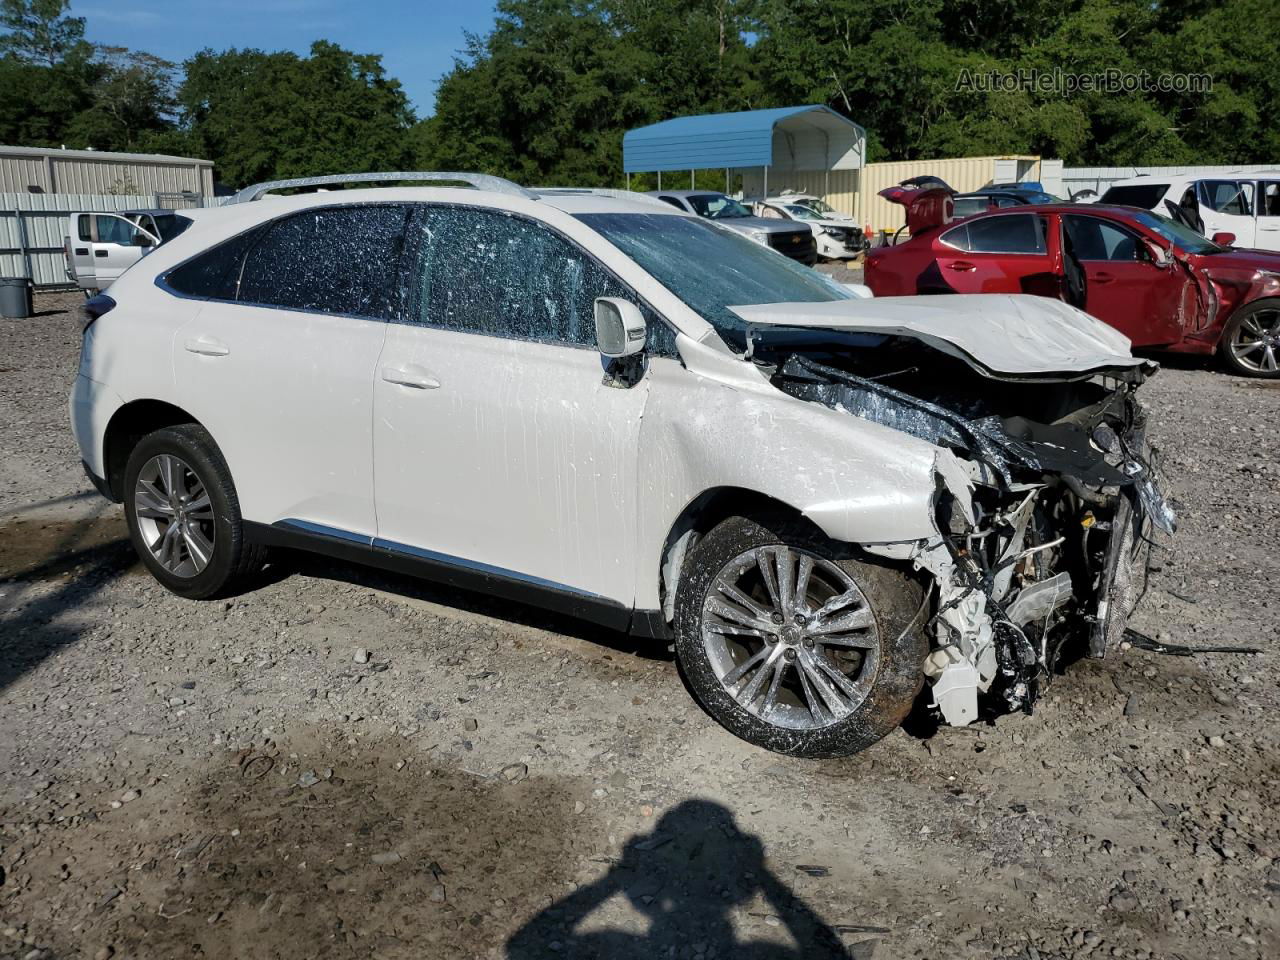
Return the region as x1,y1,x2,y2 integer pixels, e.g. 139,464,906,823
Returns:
729,294,1147,379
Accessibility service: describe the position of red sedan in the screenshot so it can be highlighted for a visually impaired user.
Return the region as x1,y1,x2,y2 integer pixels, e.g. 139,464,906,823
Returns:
864,190,1280,377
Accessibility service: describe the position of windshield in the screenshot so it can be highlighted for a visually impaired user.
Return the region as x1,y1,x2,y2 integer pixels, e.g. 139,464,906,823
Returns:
1131,210,1224,254
151,214,193,242
796,197,839,217
1021,191,1066,204
1100,183,1169,209
783,204,822,221
685,194,753,220
577,213,854,351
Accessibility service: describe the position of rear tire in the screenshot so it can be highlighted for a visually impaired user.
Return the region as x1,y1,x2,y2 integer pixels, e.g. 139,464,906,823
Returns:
123,424,265,600
673,515,928,758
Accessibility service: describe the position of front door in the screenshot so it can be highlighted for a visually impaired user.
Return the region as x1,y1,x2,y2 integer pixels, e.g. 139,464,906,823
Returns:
1061,214,1188,346
1198,179,1257,247
89,213,156,286
1255,181,1280,252
170,203,410,536
373,204,652,607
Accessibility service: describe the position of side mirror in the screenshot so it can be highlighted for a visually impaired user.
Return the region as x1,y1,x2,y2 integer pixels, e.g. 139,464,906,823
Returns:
842,282,874,299
594,297,646,358
1144,241,1171,267
1211,231,1236,247
132,232,155,247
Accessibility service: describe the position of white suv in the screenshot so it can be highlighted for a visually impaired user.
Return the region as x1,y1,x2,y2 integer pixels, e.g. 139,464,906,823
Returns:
69,172,1173,757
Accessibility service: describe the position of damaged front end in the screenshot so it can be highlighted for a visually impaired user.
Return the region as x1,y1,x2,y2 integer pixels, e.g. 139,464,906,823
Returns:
751,324,1174,727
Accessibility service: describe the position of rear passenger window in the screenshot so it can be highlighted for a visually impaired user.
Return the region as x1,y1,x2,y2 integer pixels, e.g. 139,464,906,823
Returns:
944,215,1046,254
238,205,411,320
412,205,674,353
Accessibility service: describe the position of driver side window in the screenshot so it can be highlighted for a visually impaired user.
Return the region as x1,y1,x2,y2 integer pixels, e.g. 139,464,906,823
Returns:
1199,180,1253,216
1062,216,1143,261
411,205,677,356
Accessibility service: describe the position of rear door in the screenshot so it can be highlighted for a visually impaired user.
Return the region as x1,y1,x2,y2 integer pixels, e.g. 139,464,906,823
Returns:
169,203,409,535
1198,179,1256,247
1061,213,1187,346
933,212,1057,296
1255,180,1280,251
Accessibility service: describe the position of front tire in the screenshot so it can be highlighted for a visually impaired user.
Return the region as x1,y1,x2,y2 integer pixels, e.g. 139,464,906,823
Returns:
123,424,265,600
674,515,928,758
1220,300,1280,378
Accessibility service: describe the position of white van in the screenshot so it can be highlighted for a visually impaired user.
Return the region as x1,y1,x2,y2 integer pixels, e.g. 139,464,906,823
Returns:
64,209,199,293
1100,172,1280,250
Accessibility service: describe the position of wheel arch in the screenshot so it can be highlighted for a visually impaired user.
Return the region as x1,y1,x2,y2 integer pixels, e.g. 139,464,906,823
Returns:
655,486,816,626
102,399,204,501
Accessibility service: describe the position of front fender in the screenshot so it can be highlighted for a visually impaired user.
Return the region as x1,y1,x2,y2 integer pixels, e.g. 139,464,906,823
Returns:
634,353,956,610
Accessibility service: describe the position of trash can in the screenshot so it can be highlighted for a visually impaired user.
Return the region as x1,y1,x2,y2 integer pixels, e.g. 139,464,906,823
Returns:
0,277,33,319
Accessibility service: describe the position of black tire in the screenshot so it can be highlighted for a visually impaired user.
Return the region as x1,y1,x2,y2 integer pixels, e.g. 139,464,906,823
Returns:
1219,300,1280,378
673,514,928,758
122,423,266,600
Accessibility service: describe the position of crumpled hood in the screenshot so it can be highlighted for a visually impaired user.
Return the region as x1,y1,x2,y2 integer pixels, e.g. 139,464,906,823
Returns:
729,294,1148,380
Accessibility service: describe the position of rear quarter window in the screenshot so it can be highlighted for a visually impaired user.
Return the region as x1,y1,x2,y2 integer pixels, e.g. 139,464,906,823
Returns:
163,228,264,300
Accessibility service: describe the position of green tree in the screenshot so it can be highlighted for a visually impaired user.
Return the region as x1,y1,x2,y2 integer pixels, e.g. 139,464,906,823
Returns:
64,46,179,151
178,41,416,186
421,0,759,186
0,0,88,65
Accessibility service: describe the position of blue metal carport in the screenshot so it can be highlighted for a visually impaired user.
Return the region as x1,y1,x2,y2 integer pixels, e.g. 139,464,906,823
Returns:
622,105,865,194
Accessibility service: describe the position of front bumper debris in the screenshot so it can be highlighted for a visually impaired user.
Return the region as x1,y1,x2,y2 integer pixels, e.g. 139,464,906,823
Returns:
771,352,1175,727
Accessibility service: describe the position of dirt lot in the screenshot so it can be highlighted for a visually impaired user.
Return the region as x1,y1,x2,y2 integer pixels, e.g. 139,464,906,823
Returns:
1,290,1277,960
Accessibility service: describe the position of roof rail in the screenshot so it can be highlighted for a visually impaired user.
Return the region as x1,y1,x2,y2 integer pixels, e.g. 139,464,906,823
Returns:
533,187,675,210
230,171,537,204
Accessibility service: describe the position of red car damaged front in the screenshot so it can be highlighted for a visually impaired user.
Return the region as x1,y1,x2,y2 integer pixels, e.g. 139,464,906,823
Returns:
865,187,1280,377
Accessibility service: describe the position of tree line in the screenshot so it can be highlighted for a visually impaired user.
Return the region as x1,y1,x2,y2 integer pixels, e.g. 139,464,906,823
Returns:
1,0,1276,191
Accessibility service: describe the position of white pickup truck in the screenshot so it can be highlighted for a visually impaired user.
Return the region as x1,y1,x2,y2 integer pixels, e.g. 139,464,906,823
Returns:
64,208,201,293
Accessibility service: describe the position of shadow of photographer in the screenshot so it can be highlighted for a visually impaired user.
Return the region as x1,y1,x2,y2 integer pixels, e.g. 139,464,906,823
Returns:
507,799,857,959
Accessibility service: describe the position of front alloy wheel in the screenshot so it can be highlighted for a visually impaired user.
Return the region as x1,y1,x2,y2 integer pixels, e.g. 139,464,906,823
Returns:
701,545,880,730
1223,303,1280,377
674,515,927,758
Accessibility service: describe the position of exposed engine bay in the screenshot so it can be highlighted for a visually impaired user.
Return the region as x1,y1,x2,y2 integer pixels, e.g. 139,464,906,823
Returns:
747,325,1175,727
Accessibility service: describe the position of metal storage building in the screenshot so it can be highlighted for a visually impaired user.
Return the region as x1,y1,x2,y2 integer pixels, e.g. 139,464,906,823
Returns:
623,105,867,195
0,145,215,201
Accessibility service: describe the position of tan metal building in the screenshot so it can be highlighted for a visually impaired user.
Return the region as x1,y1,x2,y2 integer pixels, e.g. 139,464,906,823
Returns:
743,155,1041,235
0,145,215,200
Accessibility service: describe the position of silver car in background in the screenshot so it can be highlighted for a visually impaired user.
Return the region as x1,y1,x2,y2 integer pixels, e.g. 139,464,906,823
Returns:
646,190,817,265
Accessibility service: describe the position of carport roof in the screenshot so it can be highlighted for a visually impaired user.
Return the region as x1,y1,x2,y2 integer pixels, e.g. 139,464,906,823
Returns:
622,105,865,174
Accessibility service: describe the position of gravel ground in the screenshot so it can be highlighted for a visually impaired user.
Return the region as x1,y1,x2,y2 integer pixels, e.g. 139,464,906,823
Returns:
1,290,1277,960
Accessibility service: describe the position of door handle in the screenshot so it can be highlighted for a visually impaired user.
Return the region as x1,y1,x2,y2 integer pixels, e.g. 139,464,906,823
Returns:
74,248,88,256
945,261,976,271
184,336,230,357
381,365,440,390
94,250,107,258
1093,272,1115,284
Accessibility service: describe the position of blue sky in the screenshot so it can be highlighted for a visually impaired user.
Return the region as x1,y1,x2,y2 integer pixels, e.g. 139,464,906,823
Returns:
77,0,498,116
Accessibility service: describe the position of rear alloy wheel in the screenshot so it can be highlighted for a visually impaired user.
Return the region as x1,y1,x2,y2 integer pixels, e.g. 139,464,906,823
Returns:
123,424,266,599
133,453,216,577
1222,301,1280,378
674,515,927,758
